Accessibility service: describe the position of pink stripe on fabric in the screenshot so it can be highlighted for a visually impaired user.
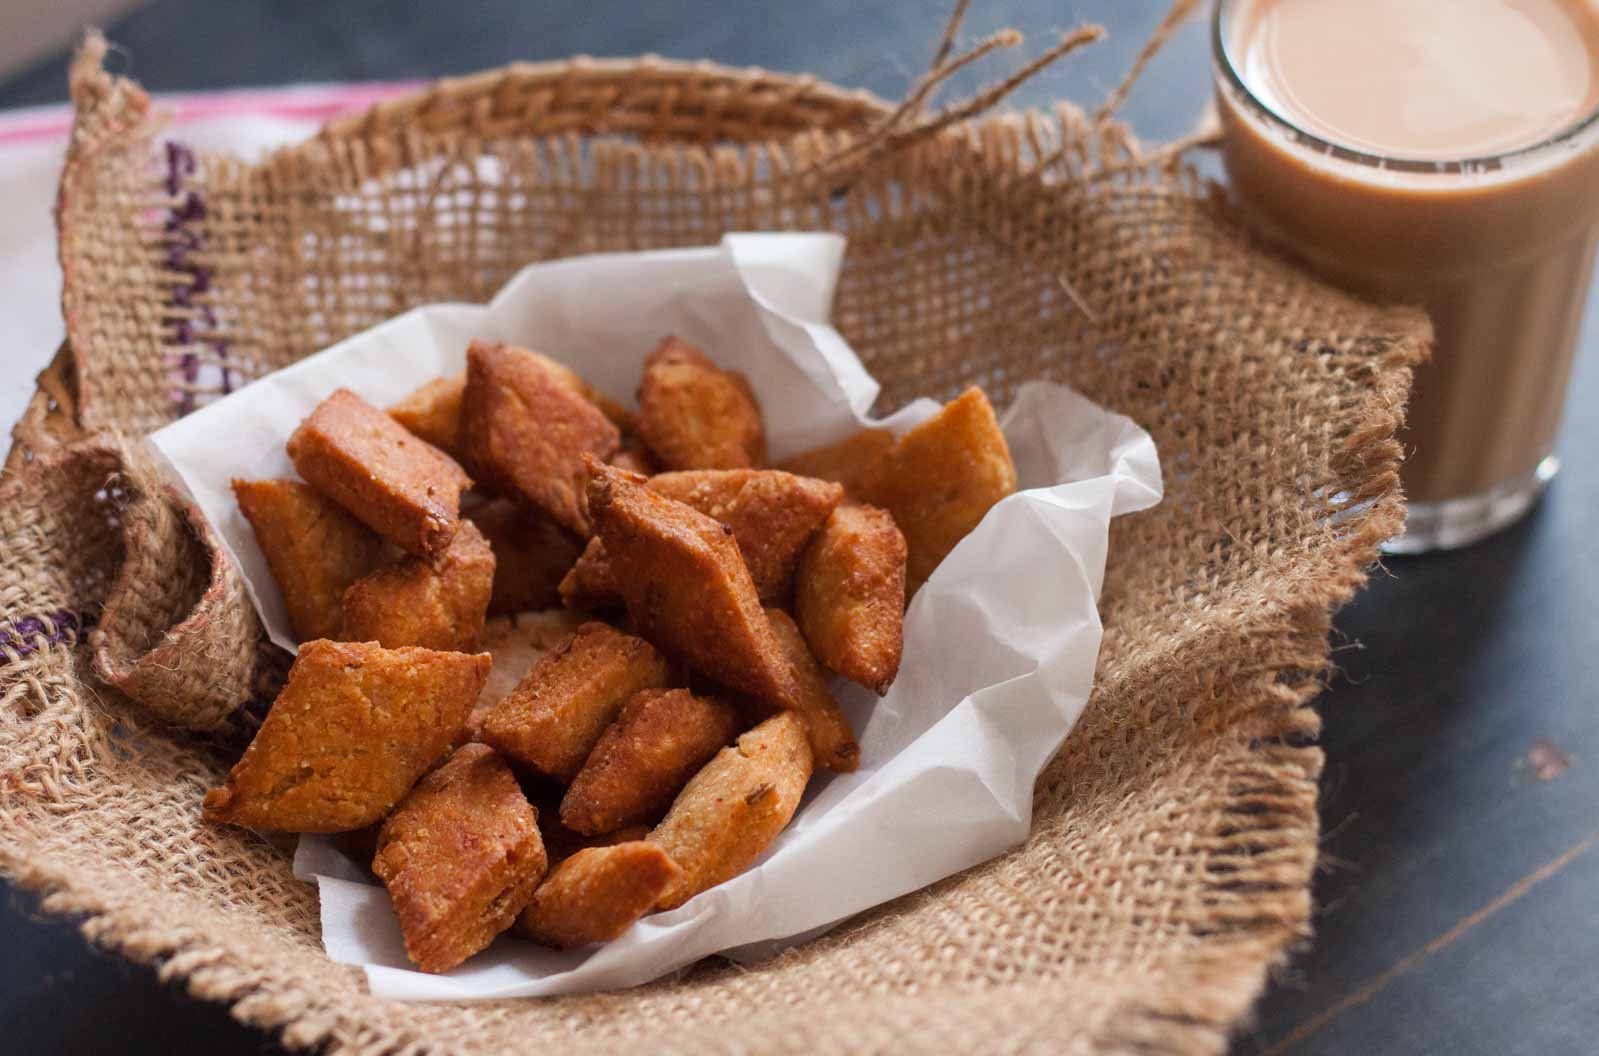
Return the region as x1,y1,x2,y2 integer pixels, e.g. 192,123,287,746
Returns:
0,80,421,144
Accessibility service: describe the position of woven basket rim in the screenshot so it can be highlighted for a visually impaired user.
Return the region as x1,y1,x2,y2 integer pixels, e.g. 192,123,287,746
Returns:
312,54,897,148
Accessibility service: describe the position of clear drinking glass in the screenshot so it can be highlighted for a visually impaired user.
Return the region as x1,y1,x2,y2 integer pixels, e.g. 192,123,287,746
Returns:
1211,0,1599,552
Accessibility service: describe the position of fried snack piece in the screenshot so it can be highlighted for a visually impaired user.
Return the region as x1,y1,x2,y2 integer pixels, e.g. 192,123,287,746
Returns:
649,470,843,601
560,688,741,835
557,537,622,612
515,841,678,948
857,387,1016,591
233,478,384,642
465,498,582,615
587,462,799,709
339,520,495,651
647,711,813,910
389,374,466,458
563,470,843,607
459,341,621,536
777,428,896,496
393,363,629,455
793,504,907,694
762,609,860,772
479,621,672,781
202,640,490,832
287,388,472,560
636,336,766,470
462,611,588,745
541,359,633,434
373,744,547,973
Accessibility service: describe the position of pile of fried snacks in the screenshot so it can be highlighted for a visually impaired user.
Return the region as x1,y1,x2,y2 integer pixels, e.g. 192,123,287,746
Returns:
205,336,1017,973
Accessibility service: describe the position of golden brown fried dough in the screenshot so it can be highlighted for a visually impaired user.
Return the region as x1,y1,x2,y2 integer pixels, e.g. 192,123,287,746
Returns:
587,462,800,709
287,388,472,560
857,387,1016,592
557,537,623,612
389,374,465,458
777,428,896,496
763,609,860,772
373,744,547,973
479,622,672,781
793,504,907,694
541,358,634,433
649,470,843,601
459,341,621,536
202,640,490,832
563,470,843,607
462,611,588,746
515,842,678,948
636,336,766,470
561,688,741,835
648,711,813,910
465,498,583,615
232,478,384,642
339,519,495,651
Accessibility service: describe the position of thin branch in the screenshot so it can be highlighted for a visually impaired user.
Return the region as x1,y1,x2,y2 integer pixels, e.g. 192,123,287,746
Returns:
928,0,974,73
1093,0,1201,124
817,27,1025,174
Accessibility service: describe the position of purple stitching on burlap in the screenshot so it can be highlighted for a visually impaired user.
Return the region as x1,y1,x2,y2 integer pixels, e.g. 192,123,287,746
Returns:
163,141,230,414
0,608,96,663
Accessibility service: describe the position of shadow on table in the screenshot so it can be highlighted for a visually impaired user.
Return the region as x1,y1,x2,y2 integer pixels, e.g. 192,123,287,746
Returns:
1,888,284,1054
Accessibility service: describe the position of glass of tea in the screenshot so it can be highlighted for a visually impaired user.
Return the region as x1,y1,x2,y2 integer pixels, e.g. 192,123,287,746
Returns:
1212,0,1599,551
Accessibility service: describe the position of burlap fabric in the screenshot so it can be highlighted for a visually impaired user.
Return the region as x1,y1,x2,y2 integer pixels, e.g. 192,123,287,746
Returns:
0,26,1428,1056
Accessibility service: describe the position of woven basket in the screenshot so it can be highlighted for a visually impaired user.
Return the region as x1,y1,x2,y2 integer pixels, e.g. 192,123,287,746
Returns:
0,27,1428,1056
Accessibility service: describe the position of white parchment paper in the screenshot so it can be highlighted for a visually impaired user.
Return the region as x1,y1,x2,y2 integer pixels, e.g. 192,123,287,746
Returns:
149,233,1162,1001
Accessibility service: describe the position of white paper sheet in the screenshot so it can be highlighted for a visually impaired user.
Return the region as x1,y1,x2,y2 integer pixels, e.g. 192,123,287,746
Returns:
150,233,1162,1001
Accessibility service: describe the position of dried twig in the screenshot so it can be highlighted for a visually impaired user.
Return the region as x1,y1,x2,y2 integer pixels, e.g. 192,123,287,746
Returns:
813,23,1105,179
1092,0,1201,124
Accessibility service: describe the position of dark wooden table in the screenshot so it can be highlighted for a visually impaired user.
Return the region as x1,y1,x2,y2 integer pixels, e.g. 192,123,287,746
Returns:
4,3,1596,1053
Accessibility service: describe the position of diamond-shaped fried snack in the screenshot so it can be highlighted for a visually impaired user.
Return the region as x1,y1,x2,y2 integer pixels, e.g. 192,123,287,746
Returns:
373,743,547,973
560,688,741,835
636,336,766,470
202,640,490,832
763,608,860,772
515,841,678,949
777,427,896,497
479,621,672,782
458,341,621,537
392,359,630,460
649,470,843,601
557,537,622,612
542,359,634,434
857,387,1016,592
339,520,495,651
465,498,582,616
461,611,588,746
587,462,800,709
793,503,907,695
563,470,843,607
647,711,813,910
389,374,466,459
232,478,384,642
287,387,472,561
